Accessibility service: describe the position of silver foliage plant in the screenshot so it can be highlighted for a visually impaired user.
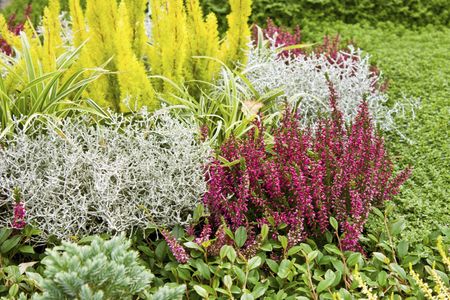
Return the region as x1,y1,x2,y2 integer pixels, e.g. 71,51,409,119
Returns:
0,111,210,242
238,40,416,132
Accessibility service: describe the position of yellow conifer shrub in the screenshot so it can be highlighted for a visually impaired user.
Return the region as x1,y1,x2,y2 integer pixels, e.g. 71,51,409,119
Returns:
115,1,156,111
220,0,252,66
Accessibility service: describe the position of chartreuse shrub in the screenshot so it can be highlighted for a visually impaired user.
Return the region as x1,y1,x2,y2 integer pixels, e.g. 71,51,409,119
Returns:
204,86,411,251
0,0,252,112
0,112,210,242
28,235,185,300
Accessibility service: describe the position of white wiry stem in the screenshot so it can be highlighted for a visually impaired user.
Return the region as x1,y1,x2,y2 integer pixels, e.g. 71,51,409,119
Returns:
0,112,211,243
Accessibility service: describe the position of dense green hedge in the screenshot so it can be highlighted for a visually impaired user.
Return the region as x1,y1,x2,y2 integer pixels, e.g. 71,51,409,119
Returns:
201,0,450,30
3,0,449,30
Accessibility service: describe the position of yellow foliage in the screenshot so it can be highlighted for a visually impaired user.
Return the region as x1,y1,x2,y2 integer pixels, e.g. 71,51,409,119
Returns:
42,0,63,72
220,0,252,66
115,2,157,112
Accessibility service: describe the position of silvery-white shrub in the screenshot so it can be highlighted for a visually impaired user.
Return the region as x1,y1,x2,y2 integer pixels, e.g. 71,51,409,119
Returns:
236,41,417,132
0,111,210,242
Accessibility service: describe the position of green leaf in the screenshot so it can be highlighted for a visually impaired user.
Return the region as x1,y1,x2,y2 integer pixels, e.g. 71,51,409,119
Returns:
330,217,338,231
241,293,254,300
277,259,292,279
307,250,319,262
260,242,272,251
324,244,342,256
377,271,388,287
1,235,21,254
390,219,405,236
8,284,18,297
248,257,262,270
266,259,279,273
346,252,362,267
194,285,209,298
252,282,268,298
184,241,204,252
373,252,390,264
233,266,246,285
260,224,269,241
223,275,232,289
195,260,211,280
18,245,35,254
317,270,336,293
0,228,12,244
287,246,302,256
235,227,247,248
397,240,409,258
278,235,288,250
389,263,407,279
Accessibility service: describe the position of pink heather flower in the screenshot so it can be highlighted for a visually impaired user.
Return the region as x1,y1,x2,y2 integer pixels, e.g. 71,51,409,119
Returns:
12,201,26,230
204,82,410,251
161,229,190,264
195,224,212,245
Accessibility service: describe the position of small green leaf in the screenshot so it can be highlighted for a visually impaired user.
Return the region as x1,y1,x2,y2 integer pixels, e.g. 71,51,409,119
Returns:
377,271,388,287
307,250,319,262
248,256,262,270
1,235,21,254
252,282,268,298
195,260,211,280
260,224,269,241
278,235,288,250
184,242,204,252
330,217,338,231
390,219,405,236
8,284,18,297
277,259,292,279
233,266,246,284
0,228,12,244
223,275,232,289
18,245,35,254
346,252,362,267
194,285,209,298
266,259,279,273
324,244,342,256
260,242,272,251
397,240,409,258
235,227,247,248
287,246,302,256
373,252,390,264
241,293,254,300
389,263,407,279
317,270,336,293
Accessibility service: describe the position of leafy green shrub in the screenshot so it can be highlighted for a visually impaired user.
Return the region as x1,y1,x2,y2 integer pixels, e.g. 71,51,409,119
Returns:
134,206,450,299
29,235,185,300
200,0,450,31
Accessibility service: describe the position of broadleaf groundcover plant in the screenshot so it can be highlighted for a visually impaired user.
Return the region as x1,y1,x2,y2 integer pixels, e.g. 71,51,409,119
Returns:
204,83,411,251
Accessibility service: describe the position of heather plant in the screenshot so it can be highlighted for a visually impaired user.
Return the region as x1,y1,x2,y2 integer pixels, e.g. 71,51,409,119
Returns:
203,86,411,251
0,111,210,242
29,235,185,300
239,34,416,132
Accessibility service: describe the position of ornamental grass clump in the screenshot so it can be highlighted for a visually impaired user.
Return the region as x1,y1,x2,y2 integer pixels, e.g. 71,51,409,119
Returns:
204,84,411,251
0,112,210,242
